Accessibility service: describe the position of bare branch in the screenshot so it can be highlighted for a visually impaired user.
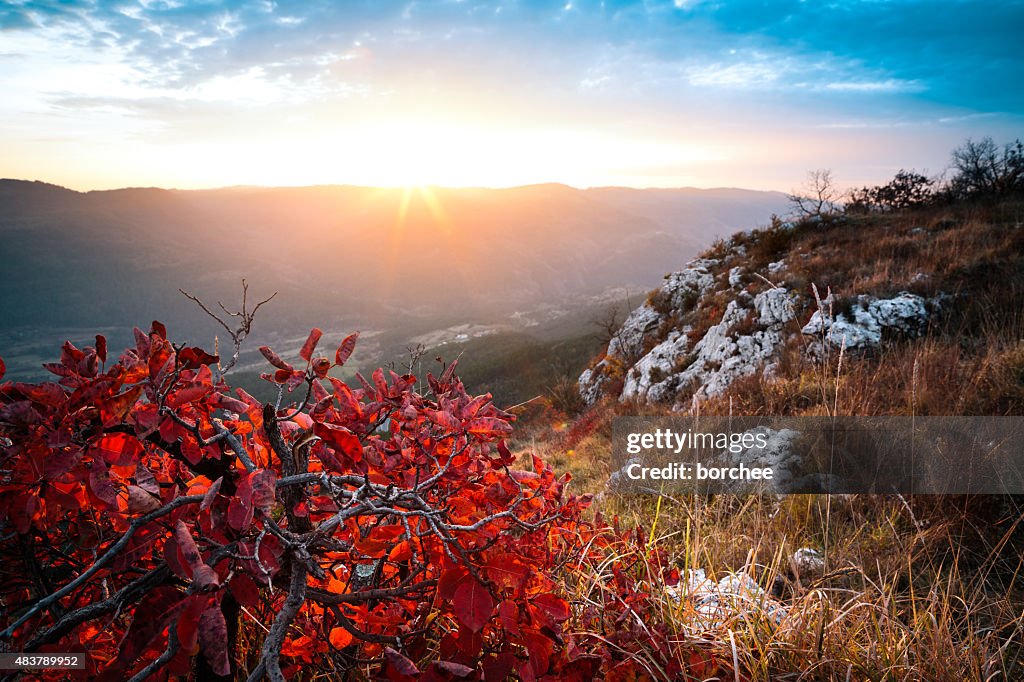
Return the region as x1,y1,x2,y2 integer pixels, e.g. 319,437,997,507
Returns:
24,566,171,651
0,495,204,641
180,279,276,375
126,611,180,682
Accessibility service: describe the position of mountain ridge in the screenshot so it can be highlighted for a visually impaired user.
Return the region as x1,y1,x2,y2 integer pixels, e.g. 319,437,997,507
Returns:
0,180,789,384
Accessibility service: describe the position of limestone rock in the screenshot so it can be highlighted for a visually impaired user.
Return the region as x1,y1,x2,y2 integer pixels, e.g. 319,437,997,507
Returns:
802,292,929,349
665,569,788,630
619,287,798,403
579,258,718,404
792,548,825,579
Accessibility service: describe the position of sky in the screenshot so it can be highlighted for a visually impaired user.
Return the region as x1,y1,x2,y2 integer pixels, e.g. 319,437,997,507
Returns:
1,0,1022,192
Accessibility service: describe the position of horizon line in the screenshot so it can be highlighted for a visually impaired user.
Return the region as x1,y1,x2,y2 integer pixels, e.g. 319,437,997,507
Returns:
0,177,789,195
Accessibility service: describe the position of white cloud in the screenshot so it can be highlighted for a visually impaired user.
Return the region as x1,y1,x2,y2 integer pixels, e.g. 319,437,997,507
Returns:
686,61,782,88
825,78,924,93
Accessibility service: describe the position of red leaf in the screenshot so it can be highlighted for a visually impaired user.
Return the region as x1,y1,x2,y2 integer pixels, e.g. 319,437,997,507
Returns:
119,586,187,664
148,343,173,381
482,653,516,682
531,593,570,624
372,368,388,397
328,378,363,418
354,372,375,394
310,394,333,421
498,600,521,636
314,423,363,462
248,469,276,510
95,335,107,364
100,386,144,427
43,445,84,479
384,647,420,679
228,574,261,607
354,536,390,558
435,661,474,677
0,356,5,381
88,461,118,507
199,604,231,675
335,332,359,367
92,432,144,466
151,320,168,339
329,626,353,650
165,384,213,408
388,541,413,563
200,477,223,511
259,346,293,371
452,576,495,633
524,632,553,677
255,533,283,576
174,521,219,589
312,357,331,379
280,634,315,664
127,485,161,513
437,568,468,601
227,496,254,532
439,359,458,386
466,417,513,437
299,328,323,363
284,369,307,391
180,438,204,466
176,594,210,654
211,392,249,413
178,346,219,370
424,409,461,432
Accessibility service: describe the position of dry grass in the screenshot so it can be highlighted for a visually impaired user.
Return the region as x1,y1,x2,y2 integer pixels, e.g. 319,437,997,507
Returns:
534,199,1024,680
557,492,1024,681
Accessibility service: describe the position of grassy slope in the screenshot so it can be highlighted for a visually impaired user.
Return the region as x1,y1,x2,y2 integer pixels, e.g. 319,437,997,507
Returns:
522,199,1024,680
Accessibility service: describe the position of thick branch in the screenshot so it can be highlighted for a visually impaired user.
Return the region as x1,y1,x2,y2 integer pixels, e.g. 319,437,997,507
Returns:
263,405,312,533
246,562,307,682
306,579,437,606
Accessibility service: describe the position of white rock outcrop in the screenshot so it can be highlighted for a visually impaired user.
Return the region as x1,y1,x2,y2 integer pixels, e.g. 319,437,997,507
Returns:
606,304,661,360
801,292,929,349
580,250,936,407
619,330,690,403
579,259,718,404
620,286,797,403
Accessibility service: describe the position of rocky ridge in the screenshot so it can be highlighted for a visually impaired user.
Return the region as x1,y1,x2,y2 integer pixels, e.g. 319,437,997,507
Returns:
579,231,941,409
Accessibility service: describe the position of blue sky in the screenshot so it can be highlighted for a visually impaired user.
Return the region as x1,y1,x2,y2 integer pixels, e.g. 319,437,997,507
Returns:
1,0,1021,190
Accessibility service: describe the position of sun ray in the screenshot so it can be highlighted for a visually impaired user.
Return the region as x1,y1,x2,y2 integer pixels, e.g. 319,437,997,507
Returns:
415,185,452,235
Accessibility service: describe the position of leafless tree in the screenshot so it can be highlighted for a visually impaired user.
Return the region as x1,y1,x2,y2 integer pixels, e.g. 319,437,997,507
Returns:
789,169,840,218
590,303,623,346
949,137,1024,199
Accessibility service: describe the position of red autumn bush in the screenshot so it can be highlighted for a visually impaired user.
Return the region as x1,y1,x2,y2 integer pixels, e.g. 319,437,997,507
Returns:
0,324,598,680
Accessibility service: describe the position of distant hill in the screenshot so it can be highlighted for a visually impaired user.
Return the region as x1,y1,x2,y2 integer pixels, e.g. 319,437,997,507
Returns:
0,179,788,382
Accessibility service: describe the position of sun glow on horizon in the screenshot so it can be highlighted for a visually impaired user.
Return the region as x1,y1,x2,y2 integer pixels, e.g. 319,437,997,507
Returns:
4,112,730,191
150,120,728,190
